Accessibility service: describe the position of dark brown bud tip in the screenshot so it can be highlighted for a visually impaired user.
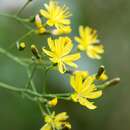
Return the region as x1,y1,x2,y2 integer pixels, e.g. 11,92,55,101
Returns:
96,65,105,79
31,44,40,59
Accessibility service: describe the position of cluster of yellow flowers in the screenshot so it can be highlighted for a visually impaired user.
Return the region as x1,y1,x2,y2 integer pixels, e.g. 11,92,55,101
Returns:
11,1,120,130
31,1,108,130
0,0,120,129
34,1,104,73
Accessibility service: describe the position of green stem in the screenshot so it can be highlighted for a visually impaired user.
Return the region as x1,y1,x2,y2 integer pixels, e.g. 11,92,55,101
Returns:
0,81,71,100
22,93,37,102
97,77,120,89
16,0,32,16
0,13,30,23
45,104,51,115
0,48,27,67
0,82,25,92
25,64,37,91
42,65,55,94
48,93,71,97
9,29,34,49
38,102,47,116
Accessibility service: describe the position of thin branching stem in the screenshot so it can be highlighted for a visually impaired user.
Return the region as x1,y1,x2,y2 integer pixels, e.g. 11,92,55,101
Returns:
0,81,72,100
25,64,37,91
42,65,55,94
8,29,34,49
45,104,51,115
16,0,32,16
0,48,27,67
0,13,30,23
38,102,47,116
23,93,37,102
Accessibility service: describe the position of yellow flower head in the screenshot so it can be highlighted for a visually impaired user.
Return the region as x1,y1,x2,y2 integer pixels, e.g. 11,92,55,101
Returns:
40,1,71,28
48,97,58,107
42,37,80,74
41,112,71,130
75,26,104,59
70,71,102,110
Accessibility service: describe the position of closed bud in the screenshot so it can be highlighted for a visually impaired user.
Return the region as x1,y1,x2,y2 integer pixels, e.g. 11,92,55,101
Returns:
16,42,26,51
35,14,42,28
48,97,58,107
31,44,40,59
96,65,108,80
35,14,46,34
96,65,104,79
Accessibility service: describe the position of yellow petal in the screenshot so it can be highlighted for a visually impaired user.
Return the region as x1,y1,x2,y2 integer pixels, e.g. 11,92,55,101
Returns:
64,122,71,129
87,45,104,59
52,26,72,35
42,48,54,57
79,25,84,37
55,112,69,121
48,38,55,52
85,90,102,99
82,76,95,92
63,53,80,63
74,71,89,79
40,124,52,130
65,62,78,68
70,72,83,92
62,37,73,56
58,61,66,74
40,9,50,18
79,97,97,110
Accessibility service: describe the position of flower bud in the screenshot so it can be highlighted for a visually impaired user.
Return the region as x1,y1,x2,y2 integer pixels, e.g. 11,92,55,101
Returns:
48,97,58,107
16,42,26,51
96,65,108,80
35,14,46,34
31,44,40,59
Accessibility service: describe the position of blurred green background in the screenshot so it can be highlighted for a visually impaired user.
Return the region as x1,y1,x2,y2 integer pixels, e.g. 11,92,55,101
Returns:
0,0,130,130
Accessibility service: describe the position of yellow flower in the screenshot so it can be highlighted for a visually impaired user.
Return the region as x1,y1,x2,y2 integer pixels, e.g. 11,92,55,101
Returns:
41,112,71,130
35,14,46,34
48,97,58,107
70,71,102,109
75,26,104,59
42,37,80,74
52,26,72,35
40,1,71,28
